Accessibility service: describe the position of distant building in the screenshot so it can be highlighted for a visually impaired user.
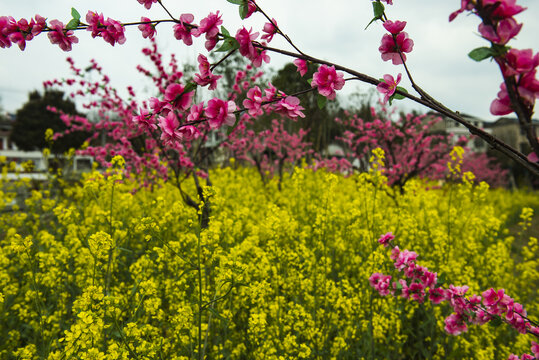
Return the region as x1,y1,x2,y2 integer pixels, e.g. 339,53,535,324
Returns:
487,117,539,153
424,112,492,152
424,112,539,155
0,113,18,151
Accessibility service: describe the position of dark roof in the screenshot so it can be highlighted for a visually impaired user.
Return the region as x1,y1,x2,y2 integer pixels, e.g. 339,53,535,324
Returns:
489,117,539,127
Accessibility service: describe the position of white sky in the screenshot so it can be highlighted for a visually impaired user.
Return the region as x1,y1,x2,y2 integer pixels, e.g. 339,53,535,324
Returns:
0,0,538,121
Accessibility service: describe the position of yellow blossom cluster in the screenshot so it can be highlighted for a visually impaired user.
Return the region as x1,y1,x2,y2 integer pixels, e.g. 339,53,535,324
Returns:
0,159,538,359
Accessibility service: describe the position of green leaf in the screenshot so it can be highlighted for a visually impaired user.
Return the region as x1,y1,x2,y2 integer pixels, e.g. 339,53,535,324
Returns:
392,86,408,100
215,38,239,52
65,18,80,30
365,2,385,30
395,281,403,290
71,7,81,21
307,78,313,85
489,316,503,327
468,47,493,62
317,94,327,109
239,3,249,19
221,26,230,38
372,1,385,18
183,82,197,94
226,0,244,4
227,113,241,136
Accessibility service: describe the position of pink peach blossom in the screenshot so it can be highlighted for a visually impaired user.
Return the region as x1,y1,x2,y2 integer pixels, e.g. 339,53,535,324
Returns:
158,112,182,146
383,20,407,35
164,83,194,111
311,64,345,100
379,32,414,65
173,14,195,46
47,19,78,51
261,18,278,42
192,11,222,39
206,98,236,129
236,27,259,59
274,96,305,119
377,232,395,247
376,73,402,104
137,0,158,9
294,59,308,77
243,86,264,117
138,17,156,39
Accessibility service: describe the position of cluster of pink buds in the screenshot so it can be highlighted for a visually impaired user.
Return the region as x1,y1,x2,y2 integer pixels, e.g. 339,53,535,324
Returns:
0,15,46,50
449,0,539,117
370,232,539,360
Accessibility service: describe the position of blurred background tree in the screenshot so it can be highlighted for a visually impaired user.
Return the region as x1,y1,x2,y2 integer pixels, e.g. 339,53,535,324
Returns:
10,89,89,154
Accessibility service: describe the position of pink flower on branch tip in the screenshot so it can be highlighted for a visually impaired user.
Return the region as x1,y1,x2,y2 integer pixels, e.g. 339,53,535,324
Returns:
490,83,513,116
444,313,468,335
244,1,258,19
482,0,526,20
205,98,236,129
158,112,182,146
132,108,157,131
293,59,308,77
243,86,264,117
502,48,539,77
383,20,407,35
261,18,278,43
173,13,195,46
187,102,205,122
377,73,402,104
164,83,194,111
311,64,345,100
478,17,522,45
236,27,259,59
137,0,158,9
47,19,78,52
178,125,199,141
379,32,414,65
139,17,156,39
85,12,126,46
274,96,305,119
193,54,221,90
192,11,222,39
377,232,395,247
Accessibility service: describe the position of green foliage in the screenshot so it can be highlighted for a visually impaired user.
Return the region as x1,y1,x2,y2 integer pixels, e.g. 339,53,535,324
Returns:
10,90,89,154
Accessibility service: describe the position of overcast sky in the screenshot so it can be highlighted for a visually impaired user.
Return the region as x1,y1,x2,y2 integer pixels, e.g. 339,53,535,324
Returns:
0,0,537,121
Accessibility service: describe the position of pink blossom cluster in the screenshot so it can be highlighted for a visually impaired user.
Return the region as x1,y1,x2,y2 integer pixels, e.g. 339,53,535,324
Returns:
370,233,539,360
449,0,539,117
47,19,79,52
378,20,414,65
311,64,345,100
193,54,222,90
335,110,508,188
0,15,46,50
491,49,539,116
192,11,222,51
242,84,305,120
235,26,270,68
86,11,126,46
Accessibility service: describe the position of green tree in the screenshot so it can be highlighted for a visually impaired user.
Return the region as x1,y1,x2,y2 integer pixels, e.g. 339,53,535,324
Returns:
10,90,89,153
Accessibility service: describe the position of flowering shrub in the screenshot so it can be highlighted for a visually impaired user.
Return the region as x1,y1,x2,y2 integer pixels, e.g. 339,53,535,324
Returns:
1,154,538,359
